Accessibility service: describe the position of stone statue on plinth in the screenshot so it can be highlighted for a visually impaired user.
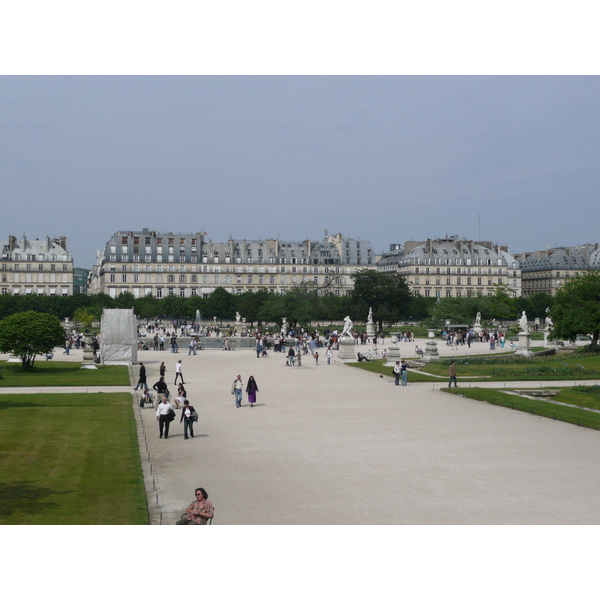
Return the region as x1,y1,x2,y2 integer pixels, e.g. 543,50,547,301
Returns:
341,316,353,338
337,316,356,362
475,312,481,325
519,311,529,333
516,311,533,356
366,308,375,339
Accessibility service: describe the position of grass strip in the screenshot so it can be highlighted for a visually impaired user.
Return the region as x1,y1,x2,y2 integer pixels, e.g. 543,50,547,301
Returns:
0,361,130,387
347,360,442,382
0,392,147,524
443,387,600,431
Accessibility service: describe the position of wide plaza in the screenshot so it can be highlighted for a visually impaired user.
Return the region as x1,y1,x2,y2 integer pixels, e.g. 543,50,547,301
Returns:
133,338,600,525
3,337,600,524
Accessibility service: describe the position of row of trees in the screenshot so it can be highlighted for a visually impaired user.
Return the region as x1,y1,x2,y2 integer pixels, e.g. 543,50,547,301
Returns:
0,271,426,328
1,271,600,350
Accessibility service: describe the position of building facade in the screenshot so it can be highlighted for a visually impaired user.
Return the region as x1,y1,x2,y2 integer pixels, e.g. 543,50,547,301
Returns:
89,229,375,298
378,236,521,298
1,235,74,296
516,244,600,297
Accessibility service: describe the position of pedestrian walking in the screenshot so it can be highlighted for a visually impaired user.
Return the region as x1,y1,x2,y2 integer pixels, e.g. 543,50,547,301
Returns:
401,360,408,386
174,359,185,385
133,362,149,391
448,360,458,388
288,347,295,367
314,351,319,365
159,361,166,378
326,347,332,364
393,361,401,385
246,375,259,408
188,338,197,355
156,394,174,439
180,399,197,439
153,376,168,401
231,374,243,407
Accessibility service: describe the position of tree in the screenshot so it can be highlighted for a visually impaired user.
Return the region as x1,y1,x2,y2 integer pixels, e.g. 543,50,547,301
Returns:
204,287,236,325
236,290,270,326
350,270,412,330
0,311,66,370
72,308,96,330
257,287,318,329
550,271,600,350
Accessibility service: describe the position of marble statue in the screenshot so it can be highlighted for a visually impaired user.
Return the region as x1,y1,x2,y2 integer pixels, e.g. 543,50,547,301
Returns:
519,311,529,333
545,307,553,330
367,307,373,324
236,312,241,323
475,312,481,325
341,316,353,338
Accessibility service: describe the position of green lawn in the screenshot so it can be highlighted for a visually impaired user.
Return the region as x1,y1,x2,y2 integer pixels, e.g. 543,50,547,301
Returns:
0,392,147,524
348,359,441,382
0,361,130,387
443,387,600,431
422,352,600,381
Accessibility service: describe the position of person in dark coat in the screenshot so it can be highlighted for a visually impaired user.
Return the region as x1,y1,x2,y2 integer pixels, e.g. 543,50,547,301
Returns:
246,376,259,407
134,362,149,391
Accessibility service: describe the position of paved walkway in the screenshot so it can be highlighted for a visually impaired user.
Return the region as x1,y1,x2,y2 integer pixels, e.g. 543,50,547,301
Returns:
3,338,600,524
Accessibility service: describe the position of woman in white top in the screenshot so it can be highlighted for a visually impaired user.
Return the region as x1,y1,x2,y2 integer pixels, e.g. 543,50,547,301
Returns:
180,399,197,439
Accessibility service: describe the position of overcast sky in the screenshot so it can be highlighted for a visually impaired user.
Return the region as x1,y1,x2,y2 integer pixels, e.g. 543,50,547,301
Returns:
1,75,599,269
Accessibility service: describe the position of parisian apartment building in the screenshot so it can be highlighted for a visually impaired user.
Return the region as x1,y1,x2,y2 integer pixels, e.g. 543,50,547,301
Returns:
515,243,600,297
1,234,74,296
88,229,376,298
377,236,522,298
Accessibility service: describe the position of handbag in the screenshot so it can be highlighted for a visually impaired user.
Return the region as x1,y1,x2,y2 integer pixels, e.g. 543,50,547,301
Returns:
191,410,199,422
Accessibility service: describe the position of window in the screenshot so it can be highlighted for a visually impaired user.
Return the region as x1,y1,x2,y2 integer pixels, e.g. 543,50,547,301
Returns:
414,277,420,285
270,276,275,284
179,275,186,283
467,277,472,285
446,278,451,285
425,290,430,297
214,275,220,284
477,278,482,285
51,264,56,271
110,274,116,283
122,274,127,283
457,277,461,285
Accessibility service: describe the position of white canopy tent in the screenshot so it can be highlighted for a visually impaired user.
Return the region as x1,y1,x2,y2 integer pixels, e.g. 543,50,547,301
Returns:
100,308,138,365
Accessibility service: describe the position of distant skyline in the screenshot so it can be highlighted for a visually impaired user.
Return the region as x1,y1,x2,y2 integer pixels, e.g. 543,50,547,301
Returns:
2,76,599,270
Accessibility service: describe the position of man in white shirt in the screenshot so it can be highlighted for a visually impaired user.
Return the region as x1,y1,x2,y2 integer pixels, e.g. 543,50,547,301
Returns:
156,395,173,439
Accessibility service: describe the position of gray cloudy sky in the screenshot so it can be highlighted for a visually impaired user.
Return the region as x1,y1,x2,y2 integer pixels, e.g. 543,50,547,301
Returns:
1,76,599,269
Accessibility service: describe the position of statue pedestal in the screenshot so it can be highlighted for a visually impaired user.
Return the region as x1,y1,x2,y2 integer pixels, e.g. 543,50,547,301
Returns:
385,333,401,366
516,331,534,356
421,329,440,363
336,336,357,363
80,332,98,369
473,323,483,335
7,355,21,363
366,322,376,339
